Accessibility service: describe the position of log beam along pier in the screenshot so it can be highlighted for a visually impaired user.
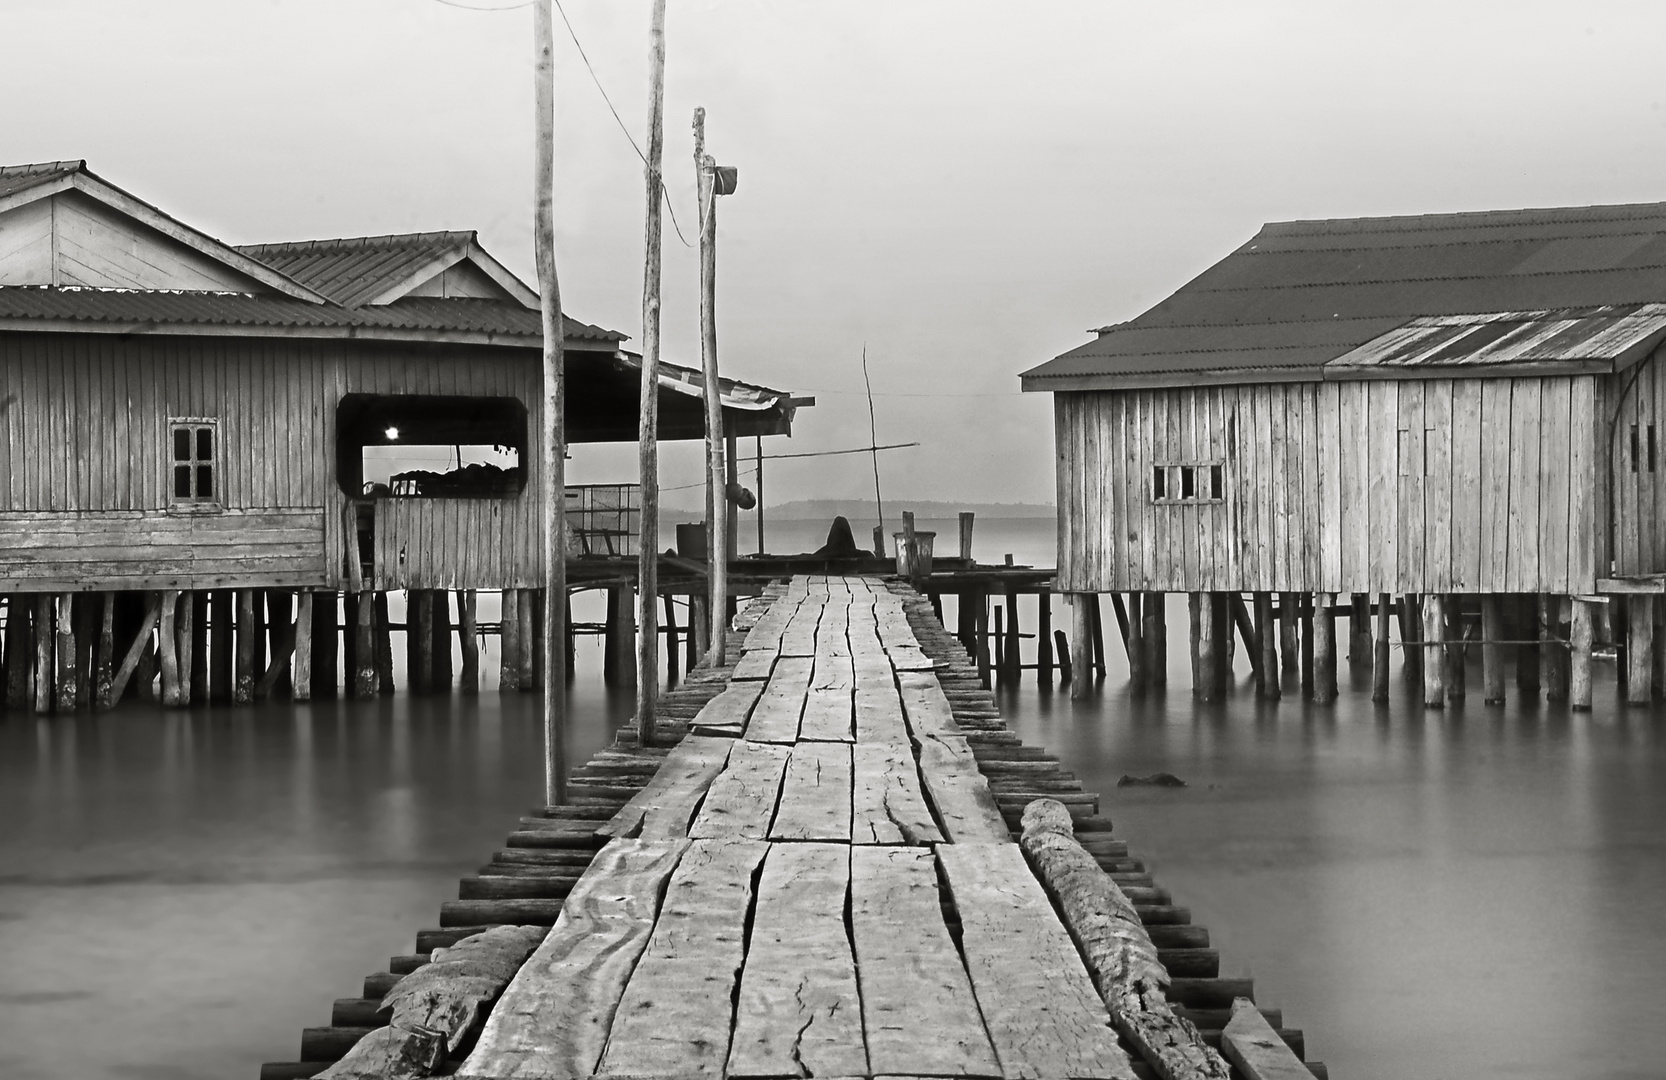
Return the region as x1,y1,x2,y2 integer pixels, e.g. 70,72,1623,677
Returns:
256,575,1328,1080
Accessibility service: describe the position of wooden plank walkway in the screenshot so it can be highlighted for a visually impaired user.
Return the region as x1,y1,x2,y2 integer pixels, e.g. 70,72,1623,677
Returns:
261,576,1327,1080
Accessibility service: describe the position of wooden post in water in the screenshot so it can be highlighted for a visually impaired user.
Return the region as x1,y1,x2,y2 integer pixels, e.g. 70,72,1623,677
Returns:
1144,592,1166,686
432,589,453,691
1037,589,1054,680
1515,594,1540,694
690,593,708,669
210,590,231,702
662,592,680,682
1480,595,1506,704
354,591,378,697
373,593,394,694
188,592,208,704
1297,593,1314,697
1542,595,1568,702
1372,592,1391,702
1125,591,1146,693
1421,594,1446,708
992,605,1005,681
175,591,195,707
412,589,433,695
1254,591,1279,700
1068,594,1091,699
1401,594,1424,686
1627,594,1654,705
634,0,667,743
1444,595,1465,702
1570,598,1594,711
31,595,52,711
1350,593,1372,667
71,595,92,706
974,590,992,687
1228,593,1258,682
234,588,256,704
1314,591,1336,703
292,591,313,702
459,590,479,694
534,0,569,804
1003,585,1021,683
53,593,76,710
5,596,31,710
1088,597,1106,678
1278,591,1298,675
96,593,115,707
499,588,520,692
518,588,537,690
157,590,181,708
312,592,337,699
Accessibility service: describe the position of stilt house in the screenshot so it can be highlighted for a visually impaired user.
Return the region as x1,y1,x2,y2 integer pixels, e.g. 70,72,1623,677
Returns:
0,160,803,709
1021,201,1666,707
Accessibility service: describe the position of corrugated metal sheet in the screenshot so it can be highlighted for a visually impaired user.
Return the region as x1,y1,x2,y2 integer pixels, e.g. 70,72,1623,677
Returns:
1026,200,1666,387
238,233,476,308
0,285,622,341
1327,303,1666,370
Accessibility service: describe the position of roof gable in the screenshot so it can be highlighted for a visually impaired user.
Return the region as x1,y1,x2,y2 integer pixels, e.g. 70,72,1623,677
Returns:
0,161,327,301
237,232,539,309
1023,200,1666,391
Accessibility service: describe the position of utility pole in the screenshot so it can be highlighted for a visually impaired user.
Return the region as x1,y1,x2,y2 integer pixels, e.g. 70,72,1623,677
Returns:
533,0,567,805
695,108,737,666
636,0,667,745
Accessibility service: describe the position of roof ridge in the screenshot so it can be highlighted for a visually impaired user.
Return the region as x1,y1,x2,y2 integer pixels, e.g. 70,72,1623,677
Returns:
236,230,476,254
1259,201,1666,235
0,160,86,178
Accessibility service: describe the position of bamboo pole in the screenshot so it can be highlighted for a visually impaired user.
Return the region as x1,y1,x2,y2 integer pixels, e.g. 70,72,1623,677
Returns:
535,0,568,805
695,106,727,667
635,0,667,744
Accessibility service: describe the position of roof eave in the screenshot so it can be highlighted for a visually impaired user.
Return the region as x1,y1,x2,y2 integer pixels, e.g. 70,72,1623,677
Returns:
1020,366,1324,393
0,316,623,350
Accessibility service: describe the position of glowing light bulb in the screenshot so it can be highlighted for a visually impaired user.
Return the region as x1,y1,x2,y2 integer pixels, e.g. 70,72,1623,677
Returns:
384,427,400,440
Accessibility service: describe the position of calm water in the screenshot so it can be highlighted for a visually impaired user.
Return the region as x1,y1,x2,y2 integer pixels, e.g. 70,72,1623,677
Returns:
3,517,1664,1079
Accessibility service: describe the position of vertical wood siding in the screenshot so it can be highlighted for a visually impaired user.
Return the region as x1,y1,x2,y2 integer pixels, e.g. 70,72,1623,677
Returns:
1611,348,1666,576
1054,376,1602,595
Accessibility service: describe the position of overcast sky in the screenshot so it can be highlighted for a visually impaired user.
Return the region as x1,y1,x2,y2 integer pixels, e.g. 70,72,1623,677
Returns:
8,0,1666,510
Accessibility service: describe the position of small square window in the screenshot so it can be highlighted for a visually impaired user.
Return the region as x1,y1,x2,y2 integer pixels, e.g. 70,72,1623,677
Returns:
1180,465,1196,499
169,419,219,506
1152,466,1167,500
1210,464,1224,499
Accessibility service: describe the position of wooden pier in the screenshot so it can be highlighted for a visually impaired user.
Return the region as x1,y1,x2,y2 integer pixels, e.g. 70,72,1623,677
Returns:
260,575,1324,1080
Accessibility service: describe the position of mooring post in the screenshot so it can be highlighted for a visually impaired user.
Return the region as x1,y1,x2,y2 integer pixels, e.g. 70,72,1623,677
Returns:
1068,594,1091,699
459,590,480,695
1372,592,1391,702
500,588,521,692
1421,593,1446,707
1627,594,1654,705
1254,591,1279,700
1570,597,1594,711
1037,588,1053,681
1314,591,1337,703
1542,595,1569,702
1480,595,1506,704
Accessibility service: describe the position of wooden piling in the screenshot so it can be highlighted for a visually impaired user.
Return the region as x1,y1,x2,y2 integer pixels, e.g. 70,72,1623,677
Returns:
1069,594,1091,699
432,589,453,691
312,591,338,698
1349,593,1372,667
459,590,479,695
251,589,267,686
1372,592,1390,702
1480,595,1506,704
1627,594,1654,705
1055,628,1072,682
1144,591,1167,686
1314,591,1336,703
1570,598,1593,711
993,605,1005,682
176,590,195,707
1037,589,1054,681
1004,585,1022,684
1402,594,1424,685
1299,594,1314,697
189,591,208,704
1228,593,1259,681
96,593,115,707
662,592,679,683
1444,596,1465,702
1655,597,1666,704
500,588,521,692
956,588,976,655
974,590,991,687
72,594,94,707
355,591,378,698
267,590,292,697
292,592,314,702
610,584,636,689
1088,596,1106,678
1254,591,1279,700
412,589,433,695
158,589,183,708
1516,594,1541,693
1542,595,1568,702
103,593,162,708
5,595,30,710
34,594,53,712
374,592,394,694
52,593,76,710
210,590,232,702
1421,594,1445,708
1278,591,1298,674
1190,592,1219,702
959,512,974,562
1125,591,1145,692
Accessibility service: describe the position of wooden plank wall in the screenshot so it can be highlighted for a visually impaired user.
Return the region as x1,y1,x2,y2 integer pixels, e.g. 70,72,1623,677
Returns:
1055,376,1602,595
0,331,542,591
1611,349,1666,576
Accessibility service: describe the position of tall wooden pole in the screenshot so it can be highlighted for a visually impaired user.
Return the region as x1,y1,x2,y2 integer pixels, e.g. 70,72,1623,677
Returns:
632,0,667,744
534,0,568,806
695,106,727,666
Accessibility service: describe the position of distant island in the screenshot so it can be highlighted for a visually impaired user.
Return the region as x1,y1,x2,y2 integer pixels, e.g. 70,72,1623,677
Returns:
661,498,1055,521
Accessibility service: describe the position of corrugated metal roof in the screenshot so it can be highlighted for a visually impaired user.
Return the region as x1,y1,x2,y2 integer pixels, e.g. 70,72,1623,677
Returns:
0,286,623,341
0,160,83,201
1025,200,1666,389
237,233,477,308
1327,303,1666,371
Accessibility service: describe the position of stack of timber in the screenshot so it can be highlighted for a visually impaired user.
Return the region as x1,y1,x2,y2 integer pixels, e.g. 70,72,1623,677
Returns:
259,575,1324,1080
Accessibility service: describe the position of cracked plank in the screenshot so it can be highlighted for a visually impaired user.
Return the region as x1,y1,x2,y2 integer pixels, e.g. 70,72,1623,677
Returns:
917,730,1010,843
851,742,943,845
598,736,735,840
851,847,1000,1076
726,843,867,1079
897,670,962,738
769,741,853,842
688,679,765,737
689,740,790,840
937,843,1134,1080
778,601,822,658
458,839,689,1079
854,673,911,744
800,651,855,741
595,838,769,1078
744,655,814,743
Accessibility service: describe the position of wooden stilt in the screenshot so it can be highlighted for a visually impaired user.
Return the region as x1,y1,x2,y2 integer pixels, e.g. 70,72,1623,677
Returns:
34,594,54,712
1542,595,1568,702
210,590,232,702
52,593,76,711
1215,591,1232,689
661,592,679,684
1125,592,1146,693
1088,596,1106,678
499,588,521,692
433,589,453,691
1372,592,1391,702
527,589,545,690
1349,593,1372,667
1444,595,1466,702
1055,628,1073,682
251,589,267,686
96,593,115,707
1299,594,1314,697
354,591,378,698
72,594,94,707
313,592,338,698
266,590,291,697
1254,591,1279,700
1402,594,1424,685
687,594,703,674
1421,594,1446,708
158,590,183,708
1655,597,1666,703
1229,593,1259,681
1069,594,1091,699
1037,589,1054,681
603,586,621,686
1190,592,1218,702
1004,585,1022,684
1278,592,1298,675
136,605,159,704
343,592,361,694
175,591,194,707
956,588,976,655
373,592,394,694
459,590,479,695
1143,591,1166,686
1627,594,1654,706
1314,591,1336,703
974,590,991,688
412,589,433,695
5,595,30,710
1612,598,1628,694
1516,594,1540,693
189,592,208,704
292,592,313,702
1570,598,1593,711
993,606,1005,682
1481,595,1506,704
102,594,162,708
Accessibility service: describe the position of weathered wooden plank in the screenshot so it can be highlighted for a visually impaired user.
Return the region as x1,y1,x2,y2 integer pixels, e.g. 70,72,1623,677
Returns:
1478,378,1513,591
1396,381,1425,594
769,741,853,842
1450,380,1484,592
896,669,960,738
1222,997,1314,1080
744,654,813,743
800,650,855,741
854,673,911,744
1422,379,1453,593
598,736,734,840
687,679,764,738
688,741,789,840
727,843,867,1079
778,600,821,658
1568,375,1598,593
851,742,943,845
728,648,777,682
1506,379,1543,593
458,839,688,1079
938,842,1130,1080
1539,377,1573,593
917,730,1010,843
850,846,1000,1076
595,839,769,1079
